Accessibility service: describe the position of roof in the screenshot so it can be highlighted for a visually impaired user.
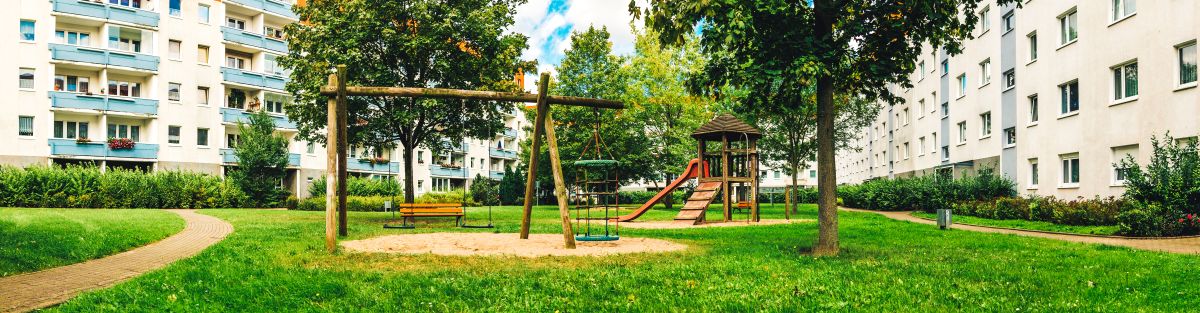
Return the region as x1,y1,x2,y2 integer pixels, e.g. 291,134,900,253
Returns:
691,113,761,140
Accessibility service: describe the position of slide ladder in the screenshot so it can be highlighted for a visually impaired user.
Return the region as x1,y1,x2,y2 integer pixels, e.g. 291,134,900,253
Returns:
672,181,721,225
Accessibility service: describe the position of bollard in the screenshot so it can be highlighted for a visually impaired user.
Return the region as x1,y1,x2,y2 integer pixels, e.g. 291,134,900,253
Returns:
937,208,952,230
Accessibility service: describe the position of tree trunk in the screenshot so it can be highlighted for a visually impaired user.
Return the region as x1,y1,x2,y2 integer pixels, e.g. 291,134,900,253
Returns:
790,159,799,217
402,145,416,203
813,0,839,256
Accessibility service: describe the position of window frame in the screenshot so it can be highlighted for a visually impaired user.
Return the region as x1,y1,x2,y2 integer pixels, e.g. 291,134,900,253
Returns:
1004,127,1016,147
1110,0,1136,23
957,74,967,98
1178,41,1198,88
1028,94,1039,125
18,116,34,137
53,120,90,140
168,125,182,145
1111,60,1139,104
957,121,968,144
1027,32,1038,63
198,45,210,65
1059,80,1080,116
19,20,35,42
168,82,182,102
1060,154,1081,187
169,0,182,17
197,128,210,147
18,68,35,90
168,39,182,60
1058,9,1079,47
979,59,992,87
198,4,211,24
1029,159,1039,188
979,112,992,138
978,6,991,34
1003,69,1016,90
1001,11,1015,34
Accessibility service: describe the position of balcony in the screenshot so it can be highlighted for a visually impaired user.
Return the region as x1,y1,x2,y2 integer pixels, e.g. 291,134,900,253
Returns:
441,141,469,153
221,27,287,54
220,107,297,129
490,170,504,180
221,148,300,167
347,158,400,173
221,67,287,91
226,0,298,19
430,164,468,178
489,148,517,159
50,91,157,115
502,128,518,137
51,0,159,27
50,44,159,71
49,139,158,159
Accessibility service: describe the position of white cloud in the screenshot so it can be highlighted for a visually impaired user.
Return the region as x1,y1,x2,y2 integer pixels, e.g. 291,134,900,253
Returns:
511,0,647,92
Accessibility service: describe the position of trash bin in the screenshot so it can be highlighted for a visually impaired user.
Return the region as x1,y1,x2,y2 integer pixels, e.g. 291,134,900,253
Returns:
937,209,952,230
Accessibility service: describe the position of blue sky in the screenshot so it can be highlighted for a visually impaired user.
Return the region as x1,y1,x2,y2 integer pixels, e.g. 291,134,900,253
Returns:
511,0,642,91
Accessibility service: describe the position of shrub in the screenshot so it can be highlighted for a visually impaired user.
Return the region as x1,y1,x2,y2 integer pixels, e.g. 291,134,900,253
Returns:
416,189,478,206
469,175,500,206
497,166,526,205
617,190,686,205
296,196,395,212
308,176,403,197
838,169,1013,212
0,165,247,208
952,196,1121,227
1117,134,1200,236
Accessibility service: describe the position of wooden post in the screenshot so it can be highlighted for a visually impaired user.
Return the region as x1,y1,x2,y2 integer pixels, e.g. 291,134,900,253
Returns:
519,73,550,239
336,65,349,236
749,139,760,222
722,136,731,222
542,106,577,249
324,72,339,253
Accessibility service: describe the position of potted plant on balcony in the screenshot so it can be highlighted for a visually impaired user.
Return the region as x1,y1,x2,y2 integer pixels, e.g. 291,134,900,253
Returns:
439,163,461,169
358,156,390,164
107,138,135,150
75,137,92,144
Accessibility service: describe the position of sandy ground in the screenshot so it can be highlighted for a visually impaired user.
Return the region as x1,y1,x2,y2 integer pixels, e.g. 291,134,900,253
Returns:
620,218,814,229
340,233,687,257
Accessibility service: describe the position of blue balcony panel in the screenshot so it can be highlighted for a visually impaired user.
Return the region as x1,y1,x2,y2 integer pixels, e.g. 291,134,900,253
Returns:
221,67,287,91
503,128,518,137
347,158,400,173
52,0,159,27
430,165,468,178
490,170,504,180
49,44,159,71
227,0,298,19
489,148,517,159
49,139,158,159
50,91,158,115
221,27,288,54
220,107,297,129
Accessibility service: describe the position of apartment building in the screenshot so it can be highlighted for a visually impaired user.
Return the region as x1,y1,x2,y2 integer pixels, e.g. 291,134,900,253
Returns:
7,0,526,198
838,0,1199,199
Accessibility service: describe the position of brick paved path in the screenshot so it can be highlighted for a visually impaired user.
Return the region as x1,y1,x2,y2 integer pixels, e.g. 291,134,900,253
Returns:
0,210,232,313
841,207,1200,254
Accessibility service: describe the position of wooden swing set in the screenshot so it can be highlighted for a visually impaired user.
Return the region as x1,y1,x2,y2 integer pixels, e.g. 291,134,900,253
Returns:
319,65,623,252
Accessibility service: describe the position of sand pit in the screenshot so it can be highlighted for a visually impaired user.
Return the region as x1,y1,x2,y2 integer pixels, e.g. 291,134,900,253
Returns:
620,218,813,229
340,233,687,257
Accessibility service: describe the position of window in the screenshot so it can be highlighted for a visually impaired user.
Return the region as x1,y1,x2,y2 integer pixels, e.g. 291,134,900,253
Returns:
941,146,950,161
1059,9,1078,45
417,151,425,163
307,142,315,154
979,6,990,33
108,26,152,54
902,143,910,159
1028,33,1038,61
957,74,967,96
198,87,209,105
168,126,181,144
264,55,283,76
198,45,210,64
980,112,992,137
979,59,991,86
918,99,926,118
197,128,209,146
918,137,926,155
107,80,142,97
198,4,211,23
226,134,240,148
53,121,89,139
1112,61,1138,101
1060,81,1079,114
226,55,248,70
1028,94,1039,123
265,93,288,114
1112,145,1138,185
931,133,937,154
902,108,909,125
107,124,141,141
18,116,34,137
1001,11,1015,33
941,60,949,75
1061,155,1080,185
1111,0,1136,22
941,102,949,118
265,26,285,40
1004,127,1016,147
226,18,247,30
19,20,35,41
169,0,181,17
1029,159,1039,186
809,170,816,178
168,40,181,59
54,75,91,93
918,61,926,80
108,0,142,9
18,68,35,90
1003,69,1015,90
168,83,181,101
1180,42,1197,86
417,180,424,192
55,30,91,46
957,121,967,144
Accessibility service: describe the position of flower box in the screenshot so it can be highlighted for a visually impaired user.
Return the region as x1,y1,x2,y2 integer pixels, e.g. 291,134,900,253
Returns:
107,138,136,150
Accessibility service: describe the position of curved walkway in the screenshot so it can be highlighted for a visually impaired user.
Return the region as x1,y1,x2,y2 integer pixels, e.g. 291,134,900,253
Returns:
841,207,1200,254
0,210,233,313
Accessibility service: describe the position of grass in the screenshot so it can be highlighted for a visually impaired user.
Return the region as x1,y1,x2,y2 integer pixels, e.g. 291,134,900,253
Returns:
0,208,186,277
25,204,1200,312
911,211,1121,236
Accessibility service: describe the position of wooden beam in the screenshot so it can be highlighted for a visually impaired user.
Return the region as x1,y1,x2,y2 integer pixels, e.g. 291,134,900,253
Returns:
323,72,339,253
542,103,576,249
335,65,349,237
317,86,624,109
519,73,550,239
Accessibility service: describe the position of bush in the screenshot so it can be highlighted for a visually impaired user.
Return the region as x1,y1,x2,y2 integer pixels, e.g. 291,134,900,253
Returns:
617,190,686,205
497,166,525,205
296,190,481,211
0,165,248,209
839,168,1015,212
469,175,500,206
952,196,1122,227
308,176,402,197
416,189,478,206
758,187,817,204
1117,134,1200,236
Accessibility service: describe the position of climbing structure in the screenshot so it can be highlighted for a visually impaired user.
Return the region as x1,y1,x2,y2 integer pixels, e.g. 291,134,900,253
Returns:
573,108,620,241
678,114,761,225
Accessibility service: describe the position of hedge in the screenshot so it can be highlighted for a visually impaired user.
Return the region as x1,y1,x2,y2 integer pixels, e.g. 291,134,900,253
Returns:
0,166,247,209
839,168,1015,212
308,176,402,197
952,196,1123,226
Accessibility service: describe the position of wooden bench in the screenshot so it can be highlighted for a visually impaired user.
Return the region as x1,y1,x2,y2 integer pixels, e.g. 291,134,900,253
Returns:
396,203,464,227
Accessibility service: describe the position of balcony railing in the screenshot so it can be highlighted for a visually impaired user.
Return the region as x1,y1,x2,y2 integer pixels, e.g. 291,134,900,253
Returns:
502,128,518,137
430,164,468,177
221,148,300,167
51,0,159,27
50,44,159,71
50,91,158,115
225,0,298,19
490,170,504,180
220,107,297,129
221,67,287,90
221,27,288,54
347,158,400,173
49,138,158,159
489,148,517,159
441,141,469,153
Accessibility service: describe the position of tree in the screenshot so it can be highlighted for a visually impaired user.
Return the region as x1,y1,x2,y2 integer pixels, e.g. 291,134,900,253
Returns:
635,0,1010,255
281,0,535,203
497,166,525,205
528,26,655,188
622,29,713,209
230,110,290,207
468,174,500,206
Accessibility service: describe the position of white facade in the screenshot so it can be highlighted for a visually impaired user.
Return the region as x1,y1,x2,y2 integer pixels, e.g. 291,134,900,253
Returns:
7,0,526,198
837,0,1199,199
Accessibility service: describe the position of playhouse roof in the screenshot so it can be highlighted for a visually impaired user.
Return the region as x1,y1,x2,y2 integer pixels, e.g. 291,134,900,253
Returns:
691,113,761,141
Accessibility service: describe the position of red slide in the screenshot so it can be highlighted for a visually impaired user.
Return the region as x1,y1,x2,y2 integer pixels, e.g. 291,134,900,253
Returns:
616,158,708,222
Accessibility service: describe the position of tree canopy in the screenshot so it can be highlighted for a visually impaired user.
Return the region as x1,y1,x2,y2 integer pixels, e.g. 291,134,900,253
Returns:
230,111,290,207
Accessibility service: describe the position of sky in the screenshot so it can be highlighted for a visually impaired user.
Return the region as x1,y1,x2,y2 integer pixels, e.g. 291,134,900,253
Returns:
510,0,644,92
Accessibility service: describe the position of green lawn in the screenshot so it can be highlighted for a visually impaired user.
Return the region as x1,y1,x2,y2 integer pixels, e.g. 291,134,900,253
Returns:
0,208,186,277
32,204,1200,312
911,211,1121,236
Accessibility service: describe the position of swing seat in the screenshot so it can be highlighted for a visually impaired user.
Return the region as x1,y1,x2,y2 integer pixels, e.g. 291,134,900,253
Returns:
575,234,620,242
